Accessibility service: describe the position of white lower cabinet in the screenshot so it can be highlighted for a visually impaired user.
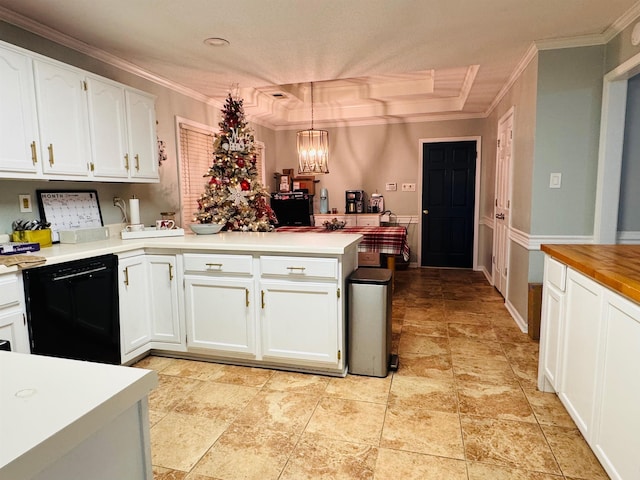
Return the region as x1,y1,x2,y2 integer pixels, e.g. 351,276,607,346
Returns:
0,272,29,353
260,279,339,367
592,291,640,480
147,255,181,345
558,268,603,437
184,276,256,357
118,254,152,362
539,254,640,480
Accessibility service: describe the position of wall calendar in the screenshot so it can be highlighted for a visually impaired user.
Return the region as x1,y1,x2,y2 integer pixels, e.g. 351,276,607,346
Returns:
36,190,104,242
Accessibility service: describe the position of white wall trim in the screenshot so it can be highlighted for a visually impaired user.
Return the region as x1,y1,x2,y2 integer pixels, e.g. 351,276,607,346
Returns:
480,215,494,228
479,265,493,285
509,227,594,250
617,230,640,244
505,300,528,333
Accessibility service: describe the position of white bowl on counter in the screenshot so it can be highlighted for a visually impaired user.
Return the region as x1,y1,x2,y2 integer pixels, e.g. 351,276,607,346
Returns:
189,223,224,235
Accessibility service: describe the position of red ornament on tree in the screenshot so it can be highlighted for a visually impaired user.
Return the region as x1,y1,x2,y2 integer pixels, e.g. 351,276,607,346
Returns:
240,179,250,191
236,158,245,168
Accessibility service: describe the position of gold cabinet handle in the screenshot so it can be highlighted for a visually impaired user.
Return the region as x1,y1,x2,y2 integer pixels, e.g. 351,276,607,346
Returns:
124,153,129,170
168,263,174,281
286,266,306,272
123,267,129,286
261,290,265,309
30,141,38,164
206,263,223,270
47,144,54,166
89,162,95,172
422,209,429,215
135,154,140,171
245,288,250,307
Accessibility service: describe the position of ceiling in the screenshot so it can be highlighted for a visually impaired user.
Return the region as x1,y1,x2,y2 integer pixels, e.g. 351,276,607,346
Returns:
1,0,639,129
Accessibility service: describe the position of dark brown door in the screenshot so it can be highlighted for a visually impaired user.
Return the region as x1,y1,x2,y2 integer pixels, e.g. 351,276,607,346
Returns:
421,141,476,268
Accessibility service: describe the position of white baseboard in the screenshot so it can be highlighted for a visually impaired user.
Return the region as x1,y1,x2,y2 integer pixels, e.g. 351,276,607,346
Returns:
505,300,527,333
478,265,493,285
617,230,640,244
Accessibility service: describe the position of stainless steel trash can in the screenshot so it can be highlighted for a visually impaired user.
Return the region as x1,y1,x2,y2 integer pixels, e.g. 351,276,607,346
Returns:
348,268,394,377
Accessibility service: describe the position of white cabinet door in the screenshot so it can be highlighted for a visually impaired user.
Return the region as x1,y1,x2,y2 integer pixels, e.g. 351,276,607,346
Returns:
592,291,640,480
0,310,29,353
119,256,151,360
184,276,256,357
33,59,90,177
86,77,129,179
559,269,603,439
125,90,158,180
0,44,41,176
147,255,181,344
356,214,381,226
260,279,340,368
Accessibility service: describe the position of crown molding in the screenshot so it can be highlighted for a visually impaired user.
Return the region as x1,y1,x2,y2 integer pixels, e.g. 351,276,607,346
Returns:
605,1,640,43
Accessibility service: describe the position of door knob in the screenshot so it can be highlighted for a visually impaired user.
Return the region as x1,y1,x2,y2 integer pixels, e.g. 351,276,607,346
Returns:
422,209,429,215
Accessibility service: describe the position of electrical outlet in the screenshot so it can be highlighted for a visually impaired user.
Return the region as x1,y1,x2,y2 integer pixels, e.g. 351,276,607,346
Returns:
401,183,416,192
113,196,121,206
19,194,32,213
385,182,397,191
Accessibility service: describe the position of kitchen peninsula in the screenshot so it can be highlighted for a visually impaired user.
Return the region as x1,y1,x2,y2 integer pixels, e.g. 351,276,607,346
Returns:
538,244,640,480
0,351,157,480
1,231,361,376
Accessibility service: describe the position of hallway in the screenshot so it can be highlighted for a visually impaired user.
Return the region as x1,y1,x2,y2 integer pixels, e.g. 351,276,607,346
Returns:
140,268,608,479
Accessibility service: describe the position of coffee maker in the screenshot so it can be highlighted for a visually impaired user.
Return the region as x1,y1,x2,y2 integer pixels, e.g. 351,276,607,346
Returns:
346,190,366,214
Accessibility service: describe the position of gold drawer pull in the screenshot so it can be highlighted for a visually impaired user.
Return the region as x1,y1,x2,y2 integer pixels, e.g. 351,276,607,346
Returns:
30,141,38,164
286,266,306,272
246,288,250,307
123,267,129,286
124,153,129,170
206,263,223,269
135,154,140,171
261,290,265,309
47,144,54,166
169,264,174,281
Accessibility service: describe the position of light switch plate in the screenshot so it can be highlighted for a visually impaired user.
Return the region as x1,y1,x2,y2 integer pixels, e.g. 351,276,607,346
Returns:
401,183,416,192
385,182,397,191
549,173,562,189
19,194,32,213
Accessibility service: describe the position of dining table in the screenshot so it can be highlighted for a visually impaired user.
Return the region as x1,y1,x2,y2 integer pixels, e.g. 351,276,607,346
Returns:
276,225,410,269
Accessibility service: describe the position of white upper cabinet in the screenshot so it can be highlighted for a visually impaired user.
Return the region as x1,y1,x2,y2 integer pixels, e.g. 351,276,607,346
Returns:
126,90,158,180
0,39,158,183
33,59,91,177
0,44,41,176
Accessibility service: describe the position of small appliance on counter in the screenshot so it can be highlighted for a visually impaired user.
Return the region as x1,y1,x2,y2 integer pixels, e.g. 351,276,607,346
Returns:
320,188,329,214
271,191,313,226
346,190,366,214
369,193,384,213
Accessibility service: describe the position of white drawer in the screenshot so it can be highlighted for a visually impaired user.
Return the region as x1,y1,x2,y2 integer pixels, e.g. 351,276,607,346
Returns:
356,215,380,226
183,253,253,275
0,274,20,308
260,256,338,279
546,257,567,292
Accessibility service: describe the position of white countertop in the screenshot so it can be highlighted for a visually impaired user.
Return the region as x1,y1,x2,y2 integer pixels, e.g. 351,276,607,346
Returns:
0,231,362,274
0,351,157,479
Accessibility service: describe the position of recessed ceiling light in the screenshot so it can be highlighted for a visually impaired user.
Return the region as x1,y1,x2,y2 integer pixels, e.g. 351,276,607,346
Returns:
204,37,230,47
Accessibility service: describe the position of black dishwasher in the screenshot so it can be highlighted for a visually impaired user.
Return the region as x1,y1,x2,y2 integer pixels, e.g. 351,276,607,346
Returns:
23,254,120,364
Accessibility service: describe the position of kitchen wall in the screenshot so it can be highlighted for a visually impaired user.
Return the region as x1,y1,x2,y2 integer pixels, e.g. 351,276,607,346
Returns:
619,73,640,233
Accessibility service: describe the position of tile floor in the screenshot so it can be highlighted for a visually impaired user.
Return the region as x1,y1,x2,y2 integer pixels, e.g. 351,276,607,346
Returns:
135,268,610,480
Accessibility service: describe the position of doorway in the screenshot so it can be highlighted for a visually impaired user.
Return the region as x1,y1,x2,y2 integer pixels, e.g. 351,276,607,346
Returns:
420,140,478,268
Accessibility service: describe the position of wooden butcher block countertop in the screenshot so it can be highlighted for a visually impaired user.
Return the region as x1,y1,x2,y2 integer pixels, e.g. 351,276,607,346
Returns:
541,244,640,304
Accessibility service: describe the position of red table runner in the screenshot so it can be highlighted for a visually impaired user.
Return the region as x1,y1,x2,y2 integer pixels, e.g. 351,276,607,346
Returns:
276,226,410,261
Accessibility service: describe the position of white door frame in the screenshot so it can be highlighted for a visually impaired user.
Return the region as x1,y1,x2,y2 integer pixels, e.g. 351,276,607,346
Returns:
595,51,640,243
417,136,482,270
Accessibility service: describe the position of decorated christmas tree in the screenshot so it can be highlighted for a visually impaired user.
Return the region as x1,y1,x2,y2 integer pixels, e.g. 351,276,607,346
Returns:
195,94,276,231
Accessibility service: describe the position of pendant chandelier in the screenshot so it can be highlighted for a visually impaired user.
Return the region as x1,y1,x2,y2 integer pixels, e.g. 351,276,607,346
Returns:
297,82,329,174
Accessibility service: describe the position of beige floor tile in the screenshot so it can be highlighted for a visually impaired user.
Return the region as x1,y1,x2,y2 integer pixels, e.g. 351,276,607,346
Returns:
444,311,493,325
280,432,378,480
541,424,609,479
184,474,218,480
149,408,168,427
448,336,505,359
452,356,518,384
398,333,449,356
173,381,259,422
404,306,447,323
456,379,536,422
389,374,458,414
158,358,224,381
153,466,189,479
374,448,467,480
232,389,319,434
395,352,453,380
381,406,464,459
148,374,203,413
151,412,227,471
325,374,392,403
263,370,330,396
208,364,275,387
306,397,387,445
461,416,561,474
521,386,576,428
191,424,298,480
494,325,532,343
448,322,498,341
133,355,175,372
466,461,564,479
502,342,539,364
401,319,449,337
